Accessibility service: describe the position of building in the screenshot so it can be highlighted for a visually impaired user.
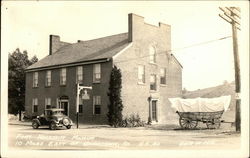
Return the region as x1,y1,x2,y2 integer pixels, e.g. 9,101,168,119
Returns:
25,13,182,124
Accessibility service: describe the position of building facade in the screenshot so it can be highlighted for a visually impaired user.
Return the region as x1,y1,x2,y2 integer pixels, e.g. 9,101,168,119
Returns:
25,13,182,124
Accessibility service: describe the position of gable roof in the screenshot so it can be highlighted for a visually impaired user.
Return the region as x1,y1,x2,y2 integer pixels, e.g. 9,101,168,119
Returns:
26,33,129,71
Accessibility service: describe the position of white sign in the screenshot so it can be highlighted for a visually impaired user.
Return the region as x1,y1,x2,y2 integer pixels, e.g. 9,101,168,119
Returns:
235,93,241,100
81,89,90,100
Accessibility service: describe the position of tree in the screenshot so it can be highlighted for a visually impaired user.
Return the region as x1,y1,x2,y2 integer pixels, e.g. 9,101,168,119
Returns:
107,66,123,127
8,48,38,120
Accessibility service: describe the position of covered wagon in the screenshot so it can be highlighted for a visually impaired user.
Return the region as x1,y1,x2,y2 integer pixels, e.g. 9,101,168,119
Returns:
169,96,231,129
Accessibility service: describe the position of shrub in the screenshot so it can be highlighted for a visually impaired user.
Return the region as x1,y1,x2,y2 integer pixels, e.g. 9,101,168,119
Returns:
121,114,145,127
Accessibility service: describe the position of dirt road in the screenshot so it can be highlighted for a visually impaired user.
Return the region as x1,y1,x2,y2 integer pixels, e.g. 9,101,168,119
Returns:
8,122,240,150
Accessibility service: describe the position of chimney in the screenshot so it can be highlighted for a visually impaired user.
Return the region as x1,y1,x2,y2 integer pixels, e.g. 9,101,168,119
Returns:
49,35,60,55
128,13,144,42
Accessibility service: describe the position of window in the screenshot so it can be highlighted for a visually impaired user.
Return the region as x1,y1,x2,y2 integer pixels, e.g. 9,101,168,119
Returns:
149,46,156,63
60,68,67,85
138,65,145,84
93,64,101,83
79,105,83,114
45,98,51,109
45,70,51,86
32,98,38,113
79,98,83,113
150,75,157,91
76,66,83,84
93,96,101,114
33,72,38,87
160,68,166,85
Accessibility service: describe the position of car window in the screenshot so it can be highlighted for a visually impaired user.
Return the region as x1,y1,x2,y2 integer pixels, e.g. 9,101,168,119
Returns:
45,110,52,116
53,111,63,115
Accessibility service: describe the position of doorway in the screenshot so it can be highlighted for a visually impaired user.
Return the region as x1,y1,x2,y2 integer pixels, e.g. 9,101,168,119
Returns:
58,98,69,116
151,100,158,122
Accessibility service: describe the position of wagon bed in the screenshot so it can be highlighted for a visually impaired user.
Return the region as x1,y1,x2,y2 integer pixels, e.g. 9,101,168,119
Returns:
176,110,224,129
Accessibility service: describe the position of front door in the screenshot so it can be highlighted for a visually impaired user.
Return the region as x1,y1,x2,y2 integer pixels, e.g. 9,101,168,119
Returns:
59,101,69,116
152,100,157,121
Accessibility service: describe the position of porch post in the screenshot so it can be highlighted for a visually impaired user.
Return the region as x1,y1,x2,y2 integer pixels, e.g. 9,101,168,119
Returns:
76,83,79,129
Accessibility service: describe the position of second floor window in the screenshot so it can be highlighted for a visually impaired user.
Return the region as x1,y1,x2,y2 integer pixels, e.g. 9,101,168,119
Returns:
149,46,156,63
33,72,38,87
93,64,101,83
160,68,166,85
150,75,157,91
138,65,145,84
60,68,66,85
45,70,51,86
76,66,83,84
45,98,51,109
32,98,38,113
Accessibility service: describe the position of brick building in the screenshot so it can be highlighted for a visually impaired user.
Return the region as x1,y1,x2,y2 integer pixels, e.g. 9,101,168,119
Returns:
25,13,182,124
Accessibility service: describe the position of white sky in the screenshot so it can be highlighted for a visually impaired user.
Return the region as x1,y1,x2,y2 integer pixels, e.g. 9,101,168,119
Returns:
2,1,249,91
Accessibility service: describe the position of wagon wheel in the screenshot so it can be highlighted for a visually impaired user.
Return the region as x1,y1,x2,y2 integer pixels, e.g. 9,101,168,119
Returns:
206,119,221,129
179,117,198,129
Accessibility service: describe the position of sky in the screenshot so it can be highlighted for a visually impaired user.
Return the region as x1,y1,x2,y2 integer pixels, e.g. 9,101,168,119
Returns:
2,1,249,91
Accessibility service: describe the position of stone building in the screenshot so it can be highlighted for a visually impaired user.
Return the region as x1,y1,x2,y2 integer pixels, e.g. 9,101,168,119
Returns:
25,13,182,124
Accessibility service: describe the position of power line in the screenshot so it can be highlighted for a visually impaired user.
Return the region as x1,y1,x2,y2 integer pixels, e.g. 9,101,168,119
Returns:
114,35,232,64
219,6,241,132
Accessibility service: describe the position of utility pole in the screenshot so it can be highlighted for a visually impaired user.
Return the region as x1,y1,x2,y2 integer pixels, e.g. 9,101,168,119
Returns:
219,7,241,132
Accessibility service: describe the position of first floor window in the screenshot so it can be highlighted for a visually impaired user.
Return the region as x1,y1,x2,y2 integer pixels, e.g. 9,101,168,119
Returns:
150,75,157,91
32,98,38,113
79,98,83,113
45,98,51,109
160,68,166,85
138,65,145,83
93,64,101,83
33,72,38,87
93,96,101,114
79,105,83,113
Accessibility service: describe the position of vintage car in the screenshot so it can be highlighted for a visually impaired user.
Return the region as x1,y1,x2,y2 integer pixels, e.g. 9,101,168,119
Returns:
32,108,73,130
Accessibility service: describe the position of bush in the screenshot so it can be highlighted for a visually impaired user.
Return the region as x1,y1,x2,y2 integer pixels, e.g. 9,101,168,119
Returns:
121,114,145,127
107,66,123,127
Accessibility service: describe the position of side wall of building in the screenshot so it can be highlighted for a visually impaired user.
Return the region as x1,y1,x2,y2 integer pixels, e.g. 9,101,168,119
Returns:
114,14,182,124
25,61,112,124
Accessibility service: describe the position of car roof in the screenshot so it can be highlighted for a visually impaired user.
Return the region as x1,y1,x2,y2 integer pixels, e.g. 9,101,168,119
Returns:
45,108,64,112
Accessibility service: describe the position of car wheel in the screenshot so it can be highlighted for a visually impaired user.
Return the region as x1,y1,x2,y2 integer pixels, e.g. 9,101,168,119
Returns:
32,121,39,129
62,118,70,126
50,122,57,130
66,125,71,129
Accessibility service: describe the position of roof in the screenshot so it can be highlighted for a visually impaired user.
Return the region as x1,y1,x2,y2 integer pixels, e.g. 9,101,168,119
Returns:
26,33,129,71
171,54,183,68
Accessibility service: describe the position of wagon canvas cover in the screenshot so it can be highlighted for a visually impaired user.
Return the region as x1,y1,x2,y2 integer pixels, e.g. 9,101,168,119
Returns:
169,96,231,112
